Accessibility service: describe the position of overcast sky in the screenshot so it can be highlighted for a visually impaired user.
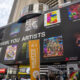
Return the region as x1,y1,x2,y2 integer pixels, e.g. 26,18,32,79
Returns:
0,0,14,27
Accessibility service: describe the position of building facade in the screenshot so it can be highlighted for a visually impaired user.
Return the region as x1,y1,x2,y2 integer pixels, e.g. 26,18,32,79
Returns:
8,0,76,23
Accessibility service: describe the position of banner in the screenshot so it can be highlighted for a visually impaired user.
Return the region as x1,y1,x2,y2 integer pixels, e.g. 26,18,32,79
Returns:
29,40,40,80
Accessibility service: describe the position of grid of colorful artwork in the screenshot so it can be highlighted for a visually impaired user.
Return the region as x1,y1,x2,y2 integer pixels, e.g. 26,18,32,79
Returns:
44,10,61,26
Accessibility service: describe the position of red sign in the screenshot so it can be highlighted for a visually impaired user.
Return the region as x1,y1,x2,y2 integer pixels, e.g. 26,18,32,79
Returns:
0,69,6,73
65,57,78,61
65,57,69,61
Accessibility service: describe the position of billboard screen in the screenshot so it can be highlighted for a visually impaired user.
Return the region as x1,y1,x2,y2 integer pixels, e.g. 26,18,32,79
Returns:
4,45,17,60
68,3,80,21
44,10,61,27
43,36,63,58
0,2,80,64
10,23,21,36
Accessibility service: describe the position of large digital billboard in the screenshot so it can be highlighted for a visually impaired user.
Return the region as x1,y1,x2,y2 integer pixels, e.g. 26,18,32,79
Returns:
0,1,80,65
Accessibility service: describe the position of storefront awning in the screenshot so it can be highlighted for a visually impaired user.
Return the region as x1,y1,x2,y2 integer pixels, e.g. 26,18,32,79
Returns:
0,63,10,69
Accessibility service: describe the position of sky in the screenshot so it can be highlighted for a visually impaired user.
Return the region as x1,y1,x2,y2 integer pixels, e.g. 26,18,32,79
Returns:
0,0,14,27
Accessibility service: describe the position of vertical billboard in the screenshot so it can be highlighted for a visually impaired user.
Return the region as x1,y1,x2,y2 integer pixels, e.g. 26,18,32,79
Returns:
29,40,40,80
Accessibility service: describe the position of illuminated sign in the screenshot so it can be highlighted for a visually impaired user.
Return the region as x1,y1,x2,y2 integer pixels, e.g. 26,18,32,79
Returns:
0,69,6,73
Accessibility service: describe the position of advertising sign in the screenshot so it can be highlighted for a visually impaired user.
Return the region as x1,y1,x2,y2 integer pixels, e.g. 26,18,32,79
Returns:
43,35,63,58
18,65,30,75
68,2,80,21
44,10,61,27
4,45,17,60
0,1,80,66
0,68,6,73
29,40,40,80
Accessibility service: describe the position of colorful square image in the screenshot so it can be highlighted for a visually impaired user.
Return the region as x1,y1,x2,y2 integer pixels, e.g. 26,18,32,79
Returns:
68,3,80,20
43,36,63,57
22,42,29,58
74,33,80,47
10,23,21,36
25,17,38,31
44,10,61,26
4,45,17,60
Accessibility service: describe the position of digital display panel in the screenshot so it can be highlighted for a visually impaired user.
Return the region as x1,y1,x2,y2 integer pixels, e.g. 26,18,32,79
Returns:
22,42,29,59
10,23,21,36
44,10,61,26
4,45,17,60
68,3,80,20
43,36,63,57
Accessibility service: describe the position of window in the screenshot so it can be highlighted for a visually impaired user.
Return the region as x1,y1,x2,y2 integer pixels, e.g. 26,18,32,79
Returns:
64,0,67,3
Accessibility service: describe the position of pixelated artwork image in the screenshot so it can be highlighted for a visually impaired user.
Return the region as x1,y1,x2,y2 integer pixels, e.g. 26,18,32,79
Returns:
44,10,61,26
10,23,21,36
4,45,17,60
43,36,63,57
68,3,80,20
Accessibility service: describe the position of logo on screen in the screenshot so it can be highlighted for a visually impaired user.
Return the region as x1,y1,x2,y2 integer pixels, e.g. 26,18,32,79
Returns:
25,17,38,31
44,10,61,26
